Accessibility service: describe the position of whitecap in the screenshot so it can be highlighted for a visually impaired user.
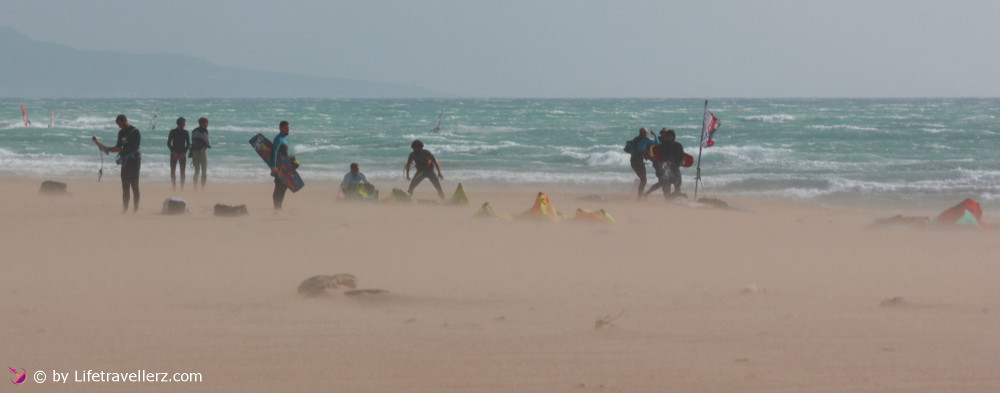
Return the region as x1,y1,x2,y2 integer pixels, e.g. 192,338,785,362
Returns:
741,114,795,123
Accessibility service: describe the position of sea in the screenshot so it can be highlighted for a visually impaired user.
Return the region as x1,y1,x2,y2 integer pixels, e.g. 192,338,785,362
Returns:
2,98,998,213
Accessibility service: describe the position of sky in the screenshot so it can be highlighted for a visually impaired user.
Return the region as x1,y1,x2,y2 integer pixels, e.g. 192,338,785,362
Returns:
3,0,1000,98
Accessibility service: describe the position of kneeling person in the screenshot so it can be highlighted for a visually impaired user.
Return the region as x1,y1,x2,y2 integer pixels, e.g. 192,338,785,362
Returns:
341,163,374,198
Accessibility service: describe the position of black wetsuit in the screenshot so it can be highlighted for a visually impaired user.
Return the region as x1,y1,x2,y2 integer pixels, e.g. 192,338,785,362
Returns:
629,135,650,197
273,142,289,209
407,149,445,199
167,127,190,188
660,139,685,193
115,125,141,211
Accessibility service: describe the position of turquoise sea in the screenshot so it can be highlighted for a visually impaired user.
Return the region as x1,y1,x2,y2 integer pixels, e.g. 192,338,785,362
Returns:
2,98,998,212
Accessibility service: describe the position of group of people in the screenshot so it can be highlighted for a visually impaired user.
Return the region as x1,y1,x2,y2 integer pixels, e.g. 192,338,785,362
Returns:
628,127,685,200
338,139,447,200
98,115,688,213
96,114,450,213
166,116,212,190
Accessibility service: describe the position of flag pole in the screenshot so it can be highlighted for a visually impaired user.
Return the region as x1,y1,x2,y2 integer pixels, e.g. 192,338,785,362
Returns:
694,100,707,200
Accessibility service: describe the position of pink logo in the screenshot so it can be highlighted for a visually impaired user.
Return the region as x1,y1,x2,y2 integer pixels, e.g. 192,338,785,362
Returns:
9,367,27,385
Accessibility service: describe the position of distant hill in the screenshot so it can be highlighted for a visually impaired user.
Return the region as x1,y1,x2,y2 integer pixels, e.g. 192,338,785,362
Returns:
0,27,446,98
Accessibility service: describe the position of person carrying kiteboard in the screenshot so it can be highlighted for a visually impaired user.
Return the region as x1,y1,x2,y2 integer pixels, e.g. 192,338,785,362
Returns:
92,114,142,212
271,121,293,209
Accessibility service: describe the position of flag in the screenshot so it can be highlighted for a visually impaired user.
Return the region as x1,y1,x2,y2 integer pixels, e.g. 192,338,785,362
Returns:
701,104,720,148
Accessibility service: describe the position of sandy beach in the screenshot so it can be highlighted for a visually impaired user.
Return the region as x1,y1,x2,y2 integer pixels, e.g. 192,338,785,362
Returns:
2,175,998,392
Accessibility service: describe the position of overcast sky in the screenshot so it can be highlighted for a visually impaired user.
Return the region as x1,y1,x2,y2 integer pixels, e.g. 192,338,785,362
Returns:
3,0,999,98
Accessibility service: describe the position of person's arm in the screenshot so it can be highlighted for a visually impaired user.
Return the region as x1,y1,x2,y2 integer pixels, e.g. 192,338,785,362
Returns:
359,173,369,184
340,173,350,193
405,158,413,180
272,137,283,165
270,136,283,174
92,136,111,154
167,131,174,150
104,131,126,153
184,133,190,151
433,157,443,179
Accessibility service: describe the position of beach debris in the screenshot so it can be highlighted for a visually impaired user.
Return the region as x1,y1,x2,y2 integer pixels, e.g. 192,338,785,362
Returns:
870,199,989,231
474,202,499,218
879,297,907,307
38,180,67,195
446,183,469,205
574,208,615,223
867,215,928,230
214,203,249,217
476,193,614,223
594,310,625,330
474,202,514,220
698,197,728,209
161,197,187,215
297,274,357,297
517,192,569,221
344,289,389,297
739,281,766,295
383,188,413,203
932,198,989,230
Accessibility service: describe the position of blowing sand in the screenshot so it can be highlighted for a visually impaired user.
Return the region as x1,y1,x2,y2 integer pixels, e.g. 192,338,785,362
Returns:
2,176,998,392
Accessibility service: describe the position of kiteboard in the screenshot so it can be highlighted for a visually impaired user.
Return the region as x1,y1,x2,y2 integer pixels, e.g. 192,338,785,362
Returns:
648,145,695,168
249,133,304,192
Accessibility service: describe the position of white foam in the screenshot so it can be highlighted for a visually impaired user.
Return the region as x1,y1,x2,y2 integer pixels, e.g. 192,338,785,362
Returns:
711,145,793,161
807,125,879,132
432,141,519,156
210,125,272,133
741,114,795,123
292,144,345,154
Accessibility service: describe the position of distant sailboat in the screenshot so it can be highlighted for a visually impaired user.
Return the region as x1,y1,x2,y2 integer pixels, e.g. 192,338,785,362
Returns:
20,104,30,126
431,111,443,132
48,109,54,128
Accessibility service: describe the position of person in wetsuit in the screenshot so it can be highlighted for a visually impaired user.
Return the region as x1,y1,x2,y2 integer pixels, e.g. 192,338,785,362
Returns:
629,128,655,199
190,117,211,190
98,114,141,212
271,121,291,209
645,129,676,198
167,117,190,190
405,139,445,199
658,129,685,195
